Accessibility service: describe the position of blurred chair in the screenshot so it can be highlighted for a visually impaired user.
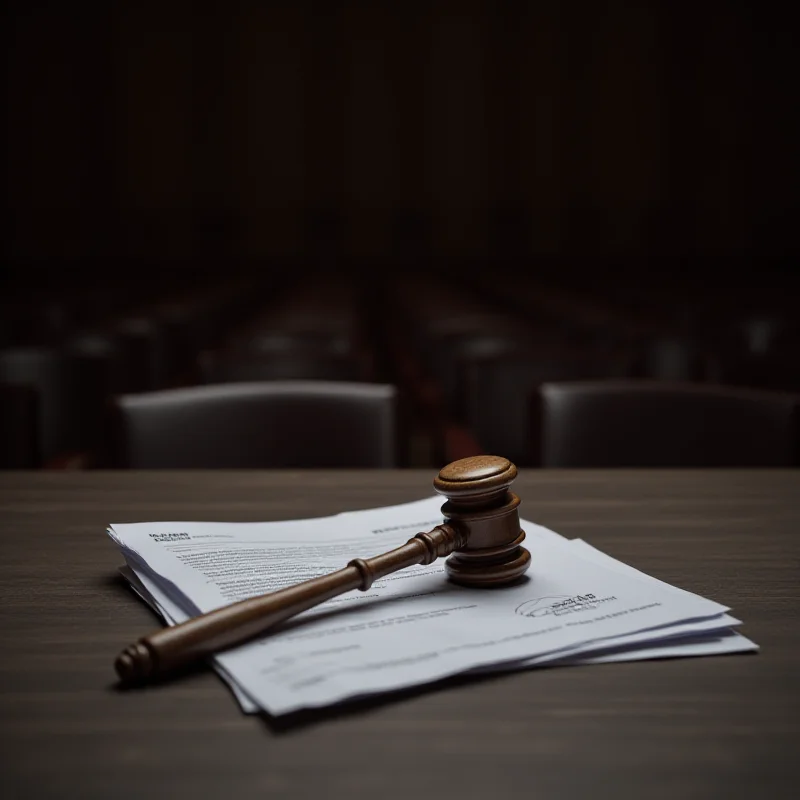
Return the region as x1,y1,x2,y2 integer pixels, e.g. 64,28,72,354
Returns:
717,316,800,394
626,335,719,382
428,328,529,414
63,334,128,462
108,381,398,468
114,317,170,392
246,330,354,358
0,347,71,463
534,380,799,467
462,348,602,465
198,352,362,384
0,384,40,468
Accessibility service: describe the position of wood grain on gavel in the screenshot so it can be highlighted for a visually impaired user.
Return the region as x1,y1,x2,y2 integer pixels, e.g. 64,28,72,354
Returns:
114,455,531,684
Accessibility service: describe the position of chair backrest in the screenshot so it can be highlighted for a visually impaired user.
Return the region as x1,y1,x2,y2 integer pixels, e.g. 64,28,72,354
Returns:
0,347,71,462
626,335,718,382
431,331,527,413
245,330,355,358
109,381,398,468
198,352,362,385
0,383,40,468
535,380,799,467
64,334,128,459
115,317,171,392
462,349,601,465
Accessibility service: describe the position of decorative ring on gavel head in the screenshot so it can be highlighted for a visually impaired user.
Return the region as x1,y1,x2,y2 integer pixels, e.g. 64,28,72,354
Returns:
433,455,531,587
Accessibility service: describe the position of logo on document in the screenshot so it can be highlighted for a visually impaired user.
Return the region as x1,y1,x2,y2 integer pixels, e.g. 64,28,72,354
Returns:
149,532,190,542
516,593,604,618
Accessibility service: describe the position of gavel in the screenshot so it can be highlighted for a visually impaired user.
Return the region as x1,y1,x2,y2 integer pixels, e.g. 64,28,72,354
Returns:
114,455,531,684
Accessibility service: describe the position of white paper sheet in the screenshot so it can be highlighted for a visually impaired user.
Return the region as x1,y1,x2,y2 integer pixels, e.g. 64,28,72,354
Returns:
121,562,752,715
109,496,749,715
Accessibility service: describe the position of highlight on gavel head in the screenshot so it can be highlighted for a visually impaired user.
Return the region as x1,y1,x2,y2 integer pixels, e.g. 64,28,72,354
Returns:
433,455,531,588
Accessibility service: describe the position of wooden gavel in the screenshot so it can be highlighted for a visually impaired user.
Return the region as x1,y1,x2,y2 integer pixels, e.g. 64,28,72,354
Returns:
114,455,531,684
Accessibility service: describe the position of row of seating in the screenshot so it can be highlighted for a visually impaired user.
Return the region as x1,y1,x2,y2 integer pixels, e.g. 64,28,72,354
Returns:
2,264,797,469
105,378,798,468
1,273,287,466
379,266,799,465
477,265,800,391
2,269,396,468
196,277,375,385
379,269,626,465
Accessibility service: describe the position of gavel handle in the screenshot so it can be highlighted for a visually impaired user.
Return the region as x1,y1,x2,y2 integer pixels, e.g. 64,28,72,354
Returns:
115,523,466,684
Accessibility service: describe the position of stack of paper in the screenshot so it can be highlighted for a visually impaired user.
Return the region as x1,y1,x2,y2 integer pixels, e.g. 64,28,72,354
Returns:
108,496,757,715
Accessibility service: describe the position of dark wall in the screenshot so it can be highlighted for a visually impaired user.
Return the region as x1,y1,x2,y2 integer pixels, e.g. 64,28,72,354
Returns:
4,1,797,275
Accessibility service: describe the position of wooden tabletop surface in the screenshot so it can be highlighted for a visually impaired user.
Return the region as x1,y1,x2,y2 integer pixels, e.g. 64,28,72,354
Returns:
0,469,798,800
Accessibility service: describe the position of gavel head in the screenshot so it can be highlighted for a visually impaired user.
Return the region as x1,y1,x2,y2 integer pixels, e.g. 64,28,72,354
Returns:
433,455,530,588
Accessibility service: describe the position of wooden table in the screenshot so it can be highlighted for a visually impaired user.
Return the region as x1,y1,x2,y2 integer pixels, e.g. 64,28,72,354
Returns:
1,470,798,799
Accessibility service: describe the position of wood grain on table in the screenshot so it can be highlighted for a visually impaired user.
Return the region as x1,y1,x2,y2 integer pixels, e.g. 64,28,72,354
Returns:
0,470,798,800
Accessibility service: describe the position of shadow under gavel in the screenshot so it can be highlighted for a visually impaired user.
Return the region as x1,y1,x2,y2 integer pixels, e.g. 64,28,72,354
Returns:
114,455,531,685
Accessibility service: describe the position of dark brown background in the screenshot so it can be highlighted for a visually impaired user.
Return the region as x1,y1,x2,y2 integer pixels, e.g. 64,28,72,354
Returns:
4,0,797,277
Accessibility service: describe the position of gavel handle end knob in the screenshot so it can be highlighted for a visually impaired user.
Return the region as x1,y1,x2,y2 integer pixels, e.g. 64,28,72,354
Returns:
115,642,156,685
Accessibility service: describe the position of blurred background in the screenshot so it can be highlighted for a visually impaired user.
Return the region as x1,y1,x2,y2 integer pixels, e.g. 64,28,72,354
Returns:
2,0,798,469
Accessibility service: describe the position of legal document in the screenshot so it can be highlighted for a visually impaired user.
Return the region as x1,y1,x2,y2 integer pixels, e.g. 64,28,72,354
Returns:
108,496,756,715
